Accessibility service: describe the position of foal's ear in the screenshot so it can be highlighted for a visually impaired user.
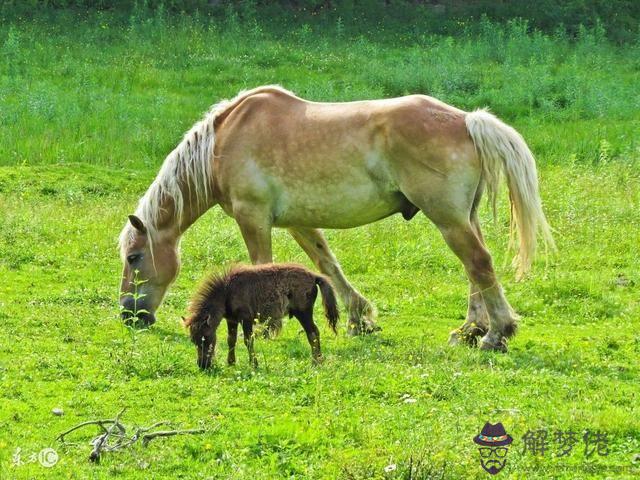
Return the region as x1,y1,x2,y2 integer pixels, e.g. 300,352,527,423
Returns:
128,215,147,234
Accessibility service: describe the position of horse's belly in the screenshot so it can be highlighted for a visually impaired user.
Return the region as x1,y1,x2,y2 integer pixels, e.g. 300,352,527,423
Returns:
273,185,404,229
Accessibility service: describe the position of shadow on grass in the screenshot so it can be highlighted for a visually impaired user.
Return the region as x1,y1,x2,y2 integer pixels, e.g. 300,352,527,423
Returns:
482,345,635,380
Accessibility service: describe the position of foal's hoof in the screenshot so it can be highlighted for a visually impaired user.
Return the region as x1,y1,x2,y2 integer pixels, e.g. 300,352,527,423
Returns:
479,336,508,353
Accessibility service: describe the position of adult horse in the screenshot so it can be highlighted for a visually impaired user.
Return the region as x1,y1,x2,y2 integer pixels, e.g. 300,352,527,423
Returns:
119,85,554,351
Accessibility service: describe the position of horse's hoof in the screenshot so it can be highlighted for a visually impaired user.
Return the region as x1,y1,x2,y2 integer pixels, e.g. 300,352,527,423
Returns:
479,336,508,353
346,320,381,336
363,320,381,334
449,327,481,347
346,323,360,336
448,330,462,346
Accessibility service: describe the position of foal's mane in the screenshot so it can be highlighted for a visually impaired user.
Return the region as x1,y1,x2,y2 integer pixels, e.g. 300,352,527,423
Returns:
186,269,230,322
119,85,294,254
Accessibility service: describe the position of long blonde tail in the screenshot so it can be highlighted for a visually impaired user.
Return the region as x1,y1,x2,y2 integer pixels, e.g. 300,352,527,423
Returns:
465,109,555,279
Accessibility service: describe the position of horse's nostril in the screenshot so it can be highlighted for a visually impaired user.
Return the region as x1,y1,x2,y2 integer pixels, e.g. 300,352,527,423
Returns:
120,308,155,327
142,312,156,326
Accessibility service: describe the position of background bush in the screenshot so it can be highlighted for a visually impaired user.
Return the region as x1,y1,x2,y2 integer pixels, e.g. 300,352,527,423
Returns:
2,1,639,43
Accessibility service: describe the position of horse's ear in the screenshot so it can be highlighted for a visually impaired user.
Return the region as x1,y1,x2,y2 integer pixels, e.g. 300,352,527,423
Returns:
128,215,147,234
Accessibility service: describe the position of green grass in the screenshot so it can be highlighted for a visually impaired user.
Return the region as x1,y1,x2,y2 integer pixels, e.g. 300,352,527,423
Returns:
0,11,639,479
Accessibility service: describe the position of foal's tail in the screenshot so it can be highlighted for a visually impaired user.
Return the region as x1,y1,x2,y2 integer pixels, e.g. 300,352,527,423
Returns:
315,276,339,333
465,109,555,279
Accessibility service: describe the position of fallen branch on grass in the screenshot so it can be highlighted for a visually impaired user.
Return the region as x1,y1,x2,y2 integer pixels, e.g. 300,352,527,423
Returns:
56,408,205,463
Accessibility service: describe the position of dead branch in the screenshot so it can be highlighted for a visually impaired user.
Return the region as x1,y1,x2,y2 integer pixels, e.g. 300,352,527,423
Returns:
56,419,122,442
57,409,205,463
88,408,127,463
141,428,206,447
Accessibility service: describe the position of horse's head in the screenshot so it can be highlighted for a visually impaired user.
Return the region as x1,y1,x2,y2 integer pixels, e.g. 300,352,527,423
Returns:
118,214,180,326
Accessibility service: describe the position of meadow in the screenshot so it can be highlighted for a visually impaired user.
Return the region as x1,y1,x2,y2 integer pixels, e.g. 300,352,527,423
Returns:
0,9,639,479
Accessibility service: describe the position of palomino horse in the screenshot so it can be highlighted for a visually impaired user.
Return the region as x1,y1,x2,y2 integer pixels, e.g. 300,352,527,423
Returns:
119,85,554,351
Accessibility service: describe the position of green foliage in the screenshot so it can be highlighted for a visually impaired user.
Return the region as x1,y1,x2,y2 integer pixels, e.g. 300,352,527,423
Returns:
0,11,638,169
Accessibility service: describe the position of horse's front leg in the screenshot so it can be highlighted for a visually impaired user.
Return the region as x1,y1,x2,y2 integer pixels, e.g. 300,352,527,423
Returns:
234,206,273,264
288,227,379,335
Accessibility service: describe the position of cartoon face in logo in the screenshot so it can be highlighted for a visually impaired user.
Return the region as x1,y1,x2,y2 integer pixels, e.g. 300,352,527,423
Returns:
473,422,513,475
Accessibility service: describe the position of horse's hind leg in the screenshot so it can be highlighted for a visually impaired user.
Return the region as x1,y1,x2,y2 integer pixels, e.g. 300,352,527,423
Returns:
401,170,516,350
436,221,517,351
449,212,490,347
288,227,378,335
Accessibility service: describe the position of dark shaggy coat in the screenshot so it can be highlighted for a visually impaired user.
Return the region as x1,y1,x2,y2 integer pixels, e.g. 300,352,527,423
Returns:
184,263,339,369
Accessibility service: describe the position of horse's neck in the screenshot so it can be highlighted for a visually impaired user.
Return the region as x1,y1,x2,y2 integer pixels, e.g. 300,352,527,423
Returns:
150,183,216,237
178,194,216,235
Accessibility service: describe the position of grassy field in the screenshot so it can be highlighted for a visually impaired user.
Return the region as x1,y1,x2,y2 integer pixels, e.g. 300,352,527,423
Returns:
1,10,639,479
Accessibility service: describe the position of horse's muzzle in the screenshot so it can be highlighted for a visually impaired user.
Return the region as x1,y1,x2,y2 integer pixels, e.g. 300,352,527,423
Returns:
120,297,156,327
121,310,156,327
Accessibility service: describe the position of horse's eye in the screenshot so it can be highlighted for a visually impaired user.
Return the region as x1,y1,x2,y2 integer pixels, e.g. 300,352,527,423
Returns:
127,254,142,265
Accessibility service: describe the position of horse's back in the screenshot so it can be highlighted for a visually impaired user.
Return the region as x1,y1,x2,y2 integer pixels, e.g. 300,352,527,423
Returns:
212,88,479,228
216,89,467,141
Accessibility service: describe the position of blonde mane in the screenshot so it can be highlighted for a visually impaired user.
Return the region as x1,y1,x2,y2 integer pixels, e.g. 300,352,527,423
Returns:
119,85,294,255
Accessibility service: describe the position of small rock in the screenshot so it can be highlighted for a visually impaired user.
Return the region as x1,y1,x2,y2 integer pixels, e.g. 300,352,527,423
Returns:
52,408,64,416
615,274,634,287
403,398,417,404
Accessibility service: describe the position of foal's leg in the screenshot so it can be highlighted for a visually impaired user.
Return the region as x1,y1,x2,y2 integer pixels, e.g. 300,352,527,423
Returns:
288,227,378,335
227,319,238,366
241,318,258,368
293,309,323,365
449,212,490,346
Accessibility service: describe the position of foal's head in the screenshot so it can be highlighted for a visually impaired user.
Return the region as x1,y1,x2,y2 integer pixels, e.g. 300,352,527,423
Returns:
183,274,227,369
118,215,180,326
183,312,216,370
